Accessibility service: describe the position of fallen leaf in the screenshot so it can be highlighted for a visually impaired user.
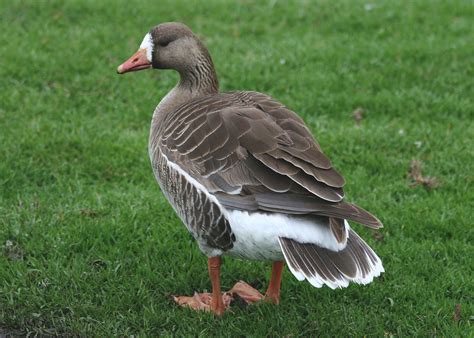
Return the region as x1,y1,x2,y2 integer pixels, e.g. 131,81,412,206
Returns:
352,107,364,126
408,159,439,189
80,209,100,218
453,303,461,324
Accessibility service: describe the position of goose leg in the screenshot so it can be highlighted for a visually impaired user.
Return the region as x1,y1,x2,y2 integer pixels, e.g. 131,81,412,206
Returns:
208,256,225,315
227,261,285,305
264,261,284,304
173,259,282,313
173,256,231,315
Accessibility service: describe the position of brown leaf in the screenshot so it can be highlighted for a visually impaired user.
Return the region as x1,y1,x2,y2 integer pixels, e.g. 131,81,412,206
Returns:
171,280,263,314
80,209,100,218
408,159,439,189
352,107,364,126
453,303,461,324
228,280,264,304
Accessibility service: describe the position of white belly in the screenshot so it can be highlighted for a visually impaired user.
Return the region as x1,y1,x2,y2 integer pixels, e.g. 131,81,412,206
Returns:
225,210,348,261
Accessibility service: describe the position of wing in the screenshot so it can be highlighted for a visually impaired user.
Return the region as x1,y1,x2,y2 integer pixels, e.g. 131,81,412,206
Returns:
158,91,382,229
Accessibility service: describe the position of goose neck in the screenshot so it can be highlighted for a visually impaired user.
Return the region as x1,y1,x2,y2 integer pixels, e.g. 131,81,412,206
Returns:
178,56,219,96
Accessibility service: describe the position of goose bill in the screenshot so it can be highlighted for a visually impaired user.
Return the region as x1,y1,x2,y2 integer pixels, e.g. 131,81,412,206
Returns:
117,49,151,74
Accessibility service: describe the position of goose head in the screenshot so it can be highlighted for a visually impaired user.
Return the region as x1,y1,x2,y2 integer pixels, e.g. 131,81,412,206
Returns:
117,22,206,74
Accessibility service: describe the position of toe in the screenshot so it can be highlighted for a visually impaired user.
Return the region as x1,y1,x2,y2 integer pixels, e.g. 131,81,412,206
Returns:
173,292,232,314
264,293,280,305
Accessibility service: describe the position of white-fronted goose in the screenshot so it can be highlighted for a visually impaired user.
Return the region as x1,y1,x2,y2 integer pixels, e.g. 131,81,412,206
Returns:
117,22,384,315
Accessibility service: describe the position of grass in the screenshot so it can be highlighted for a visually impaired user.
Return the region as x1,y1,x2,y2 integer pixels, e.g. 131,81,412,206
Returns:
1,0,473,335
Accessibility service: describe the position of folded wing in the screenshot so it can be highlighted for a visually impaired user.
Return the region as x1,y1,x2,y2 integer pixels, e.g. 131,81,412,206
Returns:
159,91,382,229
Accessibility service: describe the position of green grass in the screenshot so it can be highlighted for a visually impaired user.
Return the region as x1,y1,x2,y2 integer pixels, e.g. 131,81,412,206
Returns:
1,0,473,335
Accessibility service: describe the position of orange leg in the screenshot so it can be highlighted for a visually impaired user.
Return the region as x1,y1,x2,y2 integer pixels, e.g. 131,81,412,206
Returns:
172,259,281,313
265,261,284,304
208,256,225,315
173,256,231,315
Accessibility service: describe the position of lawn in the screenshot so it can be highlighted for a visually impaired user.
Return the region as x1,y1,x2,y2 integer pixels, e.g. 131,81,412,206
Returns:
1,0,473,335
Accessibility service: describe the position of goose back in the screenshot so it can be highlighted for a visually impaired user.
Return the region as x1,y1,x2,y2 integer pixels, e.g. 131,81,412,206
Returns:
149,91,382,233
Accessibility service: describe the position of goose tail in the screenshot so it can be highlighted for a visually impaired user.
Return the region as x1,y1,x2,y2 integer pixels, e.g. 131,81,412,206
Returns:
278,228,384,289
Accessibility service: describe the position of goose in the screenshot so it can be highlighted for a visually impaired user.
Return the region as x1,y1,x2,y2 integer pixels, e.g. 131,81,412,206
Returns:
117,22,384,315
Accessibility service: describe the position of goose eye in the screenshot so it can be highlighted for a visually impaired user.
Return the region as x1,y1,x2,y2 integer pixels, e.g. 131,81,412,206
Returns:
159,40,171,47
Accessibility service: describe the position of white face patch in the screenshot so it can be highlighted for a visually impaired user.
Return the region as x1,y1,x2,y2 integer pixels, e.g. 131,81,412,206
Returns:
139,33,153,62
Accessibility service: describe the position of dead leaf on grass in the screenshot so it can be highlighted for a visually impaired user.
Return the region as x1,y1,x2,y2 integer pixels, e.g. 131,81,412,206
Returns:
80,209,100,218
453,303,461,324
408,159,439,189
352,107,364,126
